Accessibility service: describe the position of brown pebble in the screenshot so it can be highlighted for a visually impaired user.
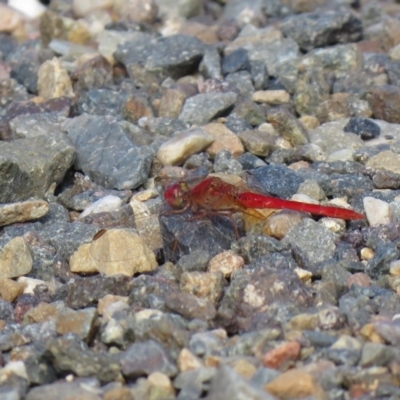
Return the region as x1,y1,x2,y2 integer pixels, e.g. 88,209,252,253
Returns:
347,273,372,288
263,341,301,369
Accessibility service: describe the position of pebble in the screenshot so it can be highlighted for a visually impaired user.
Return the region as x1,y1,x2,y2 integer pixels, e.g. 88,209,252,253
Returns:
180,271,224,305
0,278,24,302
207,250,244,278
0,199,49,227
267,107,309,146
56,307,98,341
179,91,238,126
252,90,290,105
37,58,74,100
157,127,214,166
262,341,301,370
265,369,327,399
177,348,203,372
203,123,244,158
0,237,33,279
69,228,157,276
363,196,391,226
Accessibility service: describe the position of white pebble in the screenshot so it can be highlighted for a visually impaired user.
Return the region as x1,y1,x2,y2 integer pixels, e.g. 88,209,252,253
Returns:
363,196,390,226
80,195,122,218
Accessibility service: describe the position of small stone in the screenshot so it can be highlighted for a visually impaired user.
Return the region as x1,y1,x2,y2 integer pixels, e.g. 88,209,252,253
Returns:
252,90,290,105
0,278,24,302
165,291,216,321
180,271,225,305
23,302,58,324
72,0,114,17
363,197,391,226
0,4,23,34
178,348,203,372
367,85,400,124
147,371,175,399
237,130,276,157
366,150,400,175
120,340,177,378
262,211,305,239
347,273,372,288
265,369,326,399
287,313,319,331
157,128,214,166
207,250,244,279
70,228,157,276
0,200,49,227
97,294,129,316
113,0,158,24
360,342,393,367
0,237,33,279
263,341,301,370
37,57,74,100
343,117,381,140
123,95,153,123
300,115,320,130
390,260,400,276
267,108,309,146
360,247,375,261
222,48,250,75
17,277,45,295
158,88,187,118
80,195,123,218
56,307,98,341
179,92,237,126
204,123,244,158
282,219,338,267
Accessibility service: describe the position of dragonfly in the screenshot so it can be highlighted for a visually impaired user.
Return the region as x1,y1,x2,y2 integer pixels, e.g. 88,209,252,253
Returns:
86,174,364,265
163,175,364,222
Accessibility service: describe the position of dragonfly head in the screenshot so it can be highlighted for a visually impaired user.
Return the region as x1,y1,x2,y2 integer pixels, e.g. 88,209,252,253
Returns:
164,181,190,209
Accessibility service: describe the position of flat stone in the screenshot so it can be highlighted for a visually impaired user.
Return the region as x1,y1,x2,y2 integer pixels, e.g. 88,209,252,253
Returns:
0,200,49,227
157,127,214,166
179,92,237,126
70,228,157,276
0,237,33,279
120,340,177,378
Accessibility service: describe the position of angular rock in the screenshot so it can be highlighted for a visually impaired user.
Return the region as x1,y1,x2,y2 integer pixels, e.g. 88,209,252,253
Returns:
120,339,177,378
280,10,362,51
64,114,153,190
0,135,75,202
179,92,237,126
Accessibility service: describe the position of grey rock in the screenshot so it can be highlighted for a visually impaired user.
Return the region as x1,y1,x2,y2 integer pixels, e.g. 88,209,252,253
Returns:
37,220,97,261
0,135,75,203
283,219,338,267
9,112,67,139
280,10,362,51
199,46,222,80
116,33,205,86
174,367,217,399
159,210,239,263
46,335,121,383
76,87,130,117
120,339,177,378
179,92,237,125
64,114,153,190
360,342,395,367
247,164,304,199
26,378,101,400
205,366,277,400
66,275,132,309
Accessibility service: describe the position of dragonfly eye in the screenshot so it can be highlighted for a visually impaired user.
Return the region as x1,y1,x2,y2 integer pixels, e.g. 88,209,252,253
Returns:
165,182,185,208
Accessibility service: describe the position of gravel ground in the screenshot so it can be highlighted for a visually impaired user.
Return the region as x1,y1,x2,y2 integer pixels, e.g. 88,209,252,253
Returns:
0,0,400,399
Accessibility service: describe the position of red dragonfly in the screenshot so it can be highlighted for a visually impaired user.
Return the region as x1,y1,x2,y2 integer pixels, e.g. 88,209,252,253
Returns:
163,175,364,222
87,174,363,265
